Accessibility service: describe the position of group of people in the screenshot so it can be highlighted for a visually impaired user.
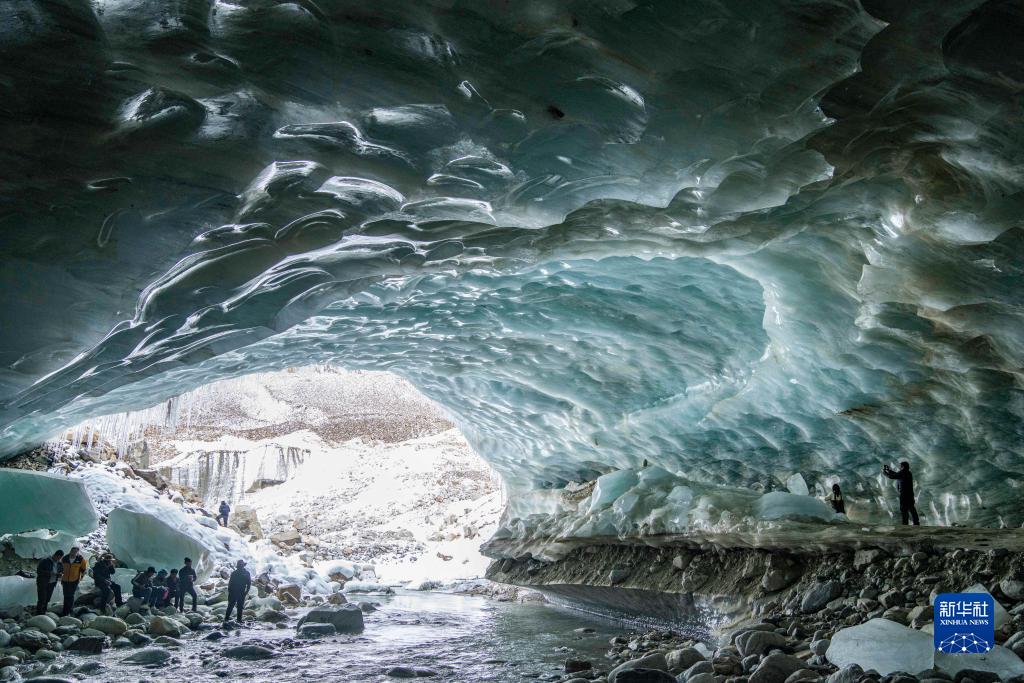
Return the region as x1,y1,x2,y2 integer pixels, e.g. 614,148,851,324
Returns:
35,550,250,625
824,460,921,526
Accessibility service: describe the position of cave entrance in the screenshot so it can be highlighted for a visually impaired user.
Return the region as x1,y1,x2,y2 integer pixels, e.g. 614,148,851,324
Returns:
59,365,503,587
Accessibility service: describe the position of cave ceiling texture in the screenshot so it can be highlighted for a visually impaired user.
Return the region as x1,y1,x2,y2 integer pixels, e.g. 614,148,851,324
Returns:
1,0,1023,527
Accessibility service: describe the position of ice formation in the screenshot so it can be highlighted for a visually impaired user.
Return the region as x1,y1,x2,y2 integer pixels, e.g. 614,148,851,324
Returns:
1,1,1024,534
0,470,99,537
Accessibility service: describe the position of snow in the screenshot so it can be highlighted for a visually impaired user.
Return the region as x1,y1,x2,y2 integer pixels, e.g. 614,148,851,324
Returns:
0,469,99,536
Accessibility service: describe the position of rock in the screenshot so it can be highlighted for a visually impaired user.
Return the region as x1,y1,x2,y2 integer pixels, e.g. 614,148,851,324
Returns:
784,670,820,683
952,670,1001,683
11,629,50,652
123,647,172,665
228,504,263,539
35,648,58,660
667,647,705,671
880,590,903,608
270,530,301,546
25,615,57,633
826,664,863,683
387,668,418,679
258,608,288,623
154,635,184,647
223,645,276,660
810,638,830,655
935,645,1024,680
737,630,788,657
566,659,593,673
358,601,376,613
297,604,364,634
684,660,716,678
204,631,225,641
68,636,109,654
90,615,128,636
609,568,631,585
688,674,717,683
327,592,348,605
609,653,669,683
749,653,806,683
763,567,802,592
853,550,886,570
802,581,844,614
1000,579,1024,601
128,632,152,646
826,618,933,675
616,671,676,683
148,615,182,637
277,583,301,604
298,623,336,638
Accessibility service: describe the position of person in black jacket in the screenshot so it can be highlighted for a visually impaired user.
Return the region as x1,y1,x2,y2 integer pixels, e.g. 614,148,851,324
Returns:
883,461,920,525
162,569,180,608
829,484,846,515
92,554,124,614
223,559,251,626
176,557,199,612
35,550,64,615
216,501,230,527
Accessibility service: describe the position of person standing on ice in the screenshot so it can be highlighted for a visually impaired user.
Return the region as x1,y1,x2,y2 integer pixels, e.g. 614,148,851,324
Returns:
176,557,199,612
34,549,63,615
223,559,251,626
92,553,124,614
883,461,920,525
828,484,846,514
60,547,88,616
217,500,231,527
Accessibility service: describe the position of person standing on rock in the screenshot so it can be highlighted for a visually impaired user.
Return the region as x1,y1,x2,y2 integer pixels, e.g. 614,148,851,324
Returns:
92,553,124,614
176,557,199,612
60,546,88,616
223,559,252,627
883,460,920,525
217,501,231,527
829,484,846,515
35,549,63,615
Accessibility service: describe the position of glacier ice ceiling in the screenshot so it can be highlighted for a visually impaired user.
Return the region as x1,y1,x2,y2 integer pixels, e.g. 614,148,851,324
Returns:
1,0,1023,524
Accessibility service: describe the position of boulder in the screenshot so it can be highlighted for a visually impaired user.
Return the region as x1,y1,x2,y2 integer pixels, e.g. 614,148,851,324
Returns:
258,609,288,623
148,615,182,637
223,645,275,660
68,636,109,654
277,583,301,604
826,618,933,675
90,616,128,636
25,615,57,633
123,647,172,665
615,671,676,683
297,604,364,634
1000,578,1024,601
270,530,301,546
11,629,50,652
802,581,843,614
737,630,788,657
228,505,263,539
565,659,593,673
666,647,705,671
609,653,669,683
749,653,806,683
853,549,886,570
298,623,336,638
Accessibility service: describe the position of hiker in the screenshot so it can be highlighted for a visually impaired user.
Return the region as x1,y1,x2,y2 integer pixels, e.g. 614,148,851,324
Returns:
152,569,170,607
163,568,180,608
883,460,920,525
223,559,251,626
829,483,846,514
176,557,199,612
61,547,88,616
131,567,157,604
216,500,230,527
35,550,63,615
92,553,124,614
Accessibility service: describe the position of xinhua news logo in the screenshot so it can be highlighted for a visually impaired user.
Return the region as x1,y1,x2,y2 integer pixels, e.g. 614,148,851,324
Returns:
934,593,994,654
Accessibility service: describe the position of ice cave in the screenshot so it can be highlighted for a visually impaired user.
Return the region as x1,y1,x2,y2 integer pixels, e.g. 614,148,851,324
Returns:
2,0,1024,680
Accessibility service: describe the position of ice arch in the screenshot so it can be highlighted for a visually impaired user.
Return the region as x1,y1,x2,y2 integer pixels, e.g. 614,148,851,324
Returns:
1,0,1023,526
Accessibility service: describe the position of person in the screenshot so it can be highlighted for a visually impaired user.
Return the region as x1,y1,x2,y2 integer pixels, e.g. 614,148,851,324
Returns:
883,461,920,525
152,569,169,607
163,569,180,608
224,559,251,626
92,553,124,614
131,567,157,604
217,501,231,527
176,557,198,612
35,550,64,615
61,547,88,616
829,484,846,514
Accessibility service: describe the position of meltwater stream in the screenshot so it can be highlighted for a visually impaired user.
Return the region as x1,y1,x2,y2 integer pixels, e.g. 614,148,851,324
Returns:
57,591,636,682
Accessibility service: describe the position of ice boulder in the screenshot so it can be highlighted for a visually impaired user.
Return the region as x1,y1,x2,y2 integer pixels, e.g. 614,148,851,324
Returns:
0,469,99,536
755,491,835,522
3,529,78,559
0,575,39,609
785,473,810,496
826,618,934,675
587,469,640,514
107,507,211,577
935,645,1024,680
961,584,1010,630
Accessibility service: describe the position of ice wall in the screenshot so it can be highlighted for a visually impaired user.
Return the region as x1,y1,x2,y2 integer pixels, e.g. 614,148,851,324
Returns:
1,1,1023,528
0,469,99,537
